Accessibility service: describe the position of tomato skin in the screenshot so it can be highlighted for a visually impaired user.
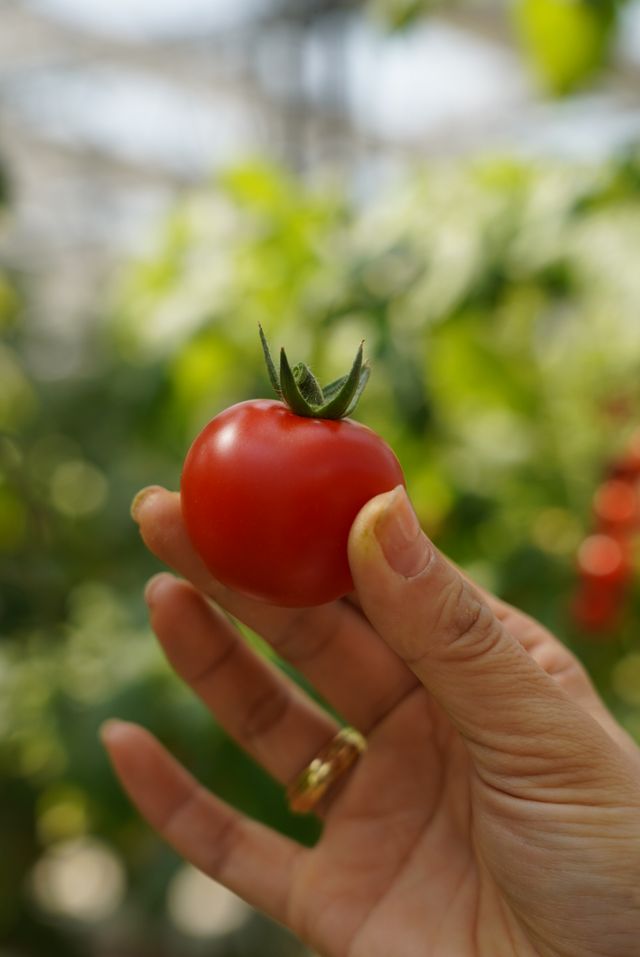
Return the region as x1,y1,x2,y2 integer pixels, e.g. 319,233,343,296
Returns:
181,399,405,607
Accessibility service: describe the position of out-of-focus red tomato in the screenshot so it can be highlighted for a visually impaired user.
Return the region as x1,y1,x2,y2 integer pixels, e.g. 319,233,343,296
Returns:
572,584,622,633
610,429,640,479
577,534,631,586
593,479,638,530
572,431,640,635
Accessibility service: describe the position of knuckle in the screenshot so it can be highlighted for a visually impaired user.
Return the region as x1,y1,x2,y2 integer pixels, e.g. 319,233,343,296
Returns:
187,637,237,687
160,787,200,838
273,606,337,666
240,685,291,742
201,814,242,878
272,609,310,660
434,580,501,662
551,653,591,693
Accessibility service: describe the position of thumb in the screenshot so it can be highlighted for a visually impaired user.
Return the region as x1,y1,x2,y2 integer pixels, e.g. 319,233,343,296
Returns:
348,486,620,793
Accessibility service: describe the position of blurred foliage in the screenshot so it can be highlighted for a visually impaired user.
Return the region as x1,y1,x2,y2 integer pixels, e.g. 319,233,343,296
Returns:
0,160,9,207
371,0,629,95
512,0,619,95
4,152,640,954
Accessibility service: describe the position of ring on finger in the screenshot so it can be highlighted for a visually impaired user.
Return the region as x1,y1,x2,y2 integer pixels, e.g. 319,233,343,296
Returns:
287,727,367,814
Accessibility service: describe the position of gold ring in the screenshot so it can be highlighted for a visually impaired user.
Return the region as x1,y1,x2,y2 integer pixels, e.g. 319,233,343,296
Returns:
287,727,367,814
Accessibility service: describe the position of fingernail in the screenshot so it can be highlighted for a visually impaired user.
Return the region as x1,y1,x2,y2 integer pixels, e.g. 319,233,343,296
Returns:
375,486,430,579
99,719,128,745
144,572,172,607
130,485,162,523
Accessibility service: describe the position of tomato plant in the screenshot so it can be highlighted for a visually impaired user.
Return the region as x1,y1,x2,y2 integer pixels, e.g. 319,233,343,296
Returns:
181,329,405,607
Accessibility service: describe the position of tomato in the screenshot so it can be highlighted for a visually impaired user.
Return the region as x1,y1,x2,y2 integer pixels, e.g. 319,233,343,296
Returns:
612,428,640,477
572,532,632,635
180,332,404,607
593,479,638,530
577,533,631,586
571,583,621,633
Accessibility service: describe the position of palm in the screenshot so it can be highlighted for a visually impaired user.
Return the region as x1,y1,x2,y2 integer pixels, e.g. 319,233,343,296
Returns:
106,490,640,957
289,691,533,957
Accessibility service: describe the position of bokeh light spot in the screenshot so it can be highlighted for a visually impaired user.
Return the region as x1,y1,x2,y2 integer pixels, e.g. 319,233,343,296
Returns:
50,460,108,517
577,534,625,579
593,479,638,527
532,508,581,555
167,865,250,939
611,653,640,708
30,838,126,922
37,785,90,844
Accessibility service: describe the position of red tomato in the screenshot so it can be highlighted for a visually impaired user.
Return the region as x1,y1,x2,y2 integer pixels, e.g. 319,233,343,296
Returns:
571,583,621,633
593,479,638,530
577,533,630,586
181,398,404,607
610,429,640,479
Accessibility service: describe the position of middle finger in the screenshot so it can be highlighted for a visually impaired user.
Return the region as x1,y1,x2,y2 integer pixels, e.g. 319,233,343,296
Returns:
146,572,340,787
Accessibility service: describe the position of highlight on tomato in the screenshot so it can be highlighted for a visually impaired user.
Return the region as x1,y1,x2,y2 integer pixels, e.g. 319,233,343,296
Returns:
180,327,405,607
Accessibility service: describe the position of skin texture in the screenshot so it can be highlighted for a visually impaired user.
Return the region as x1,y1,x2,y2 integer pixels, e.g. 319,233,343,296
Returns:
180,399,405,607
105,484,640,957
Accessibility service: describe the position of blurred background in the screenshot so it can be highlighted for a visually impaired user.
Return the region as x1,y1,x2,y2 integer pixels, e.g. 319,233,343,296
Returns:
3,1,640,954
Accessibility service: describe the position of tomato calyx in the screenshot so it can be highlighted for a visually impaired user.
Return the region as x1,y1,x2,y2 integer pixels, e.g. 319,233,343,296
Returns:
259,324,370,420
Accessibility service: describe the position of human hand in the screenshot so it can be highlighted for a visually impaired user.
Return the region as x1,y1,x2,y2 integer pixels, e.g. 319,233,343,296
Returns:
103,485,640,957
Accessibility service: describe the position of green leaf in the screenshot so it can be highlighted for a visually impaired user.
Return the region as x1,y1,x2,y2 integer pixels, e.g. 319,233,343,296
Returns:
279,347,319,417
321,342,366,419
293,362,324,406
344,365,372,417
513,0,616,96
260,327,370,419
322,374,349,400
259,324,281,396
